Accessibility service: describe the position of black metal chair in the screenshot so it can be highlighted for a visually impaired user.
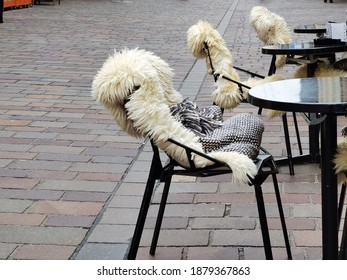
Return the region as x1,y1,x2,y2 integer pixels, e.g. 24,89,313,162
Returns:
202,43,302,176
127,138,292,260
91,47,292,261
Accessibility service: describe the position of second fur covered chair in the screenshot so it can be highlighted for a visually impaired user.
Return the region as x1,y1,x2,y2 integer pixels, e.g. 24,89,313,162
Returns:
187,20,284,117
249,6,291,70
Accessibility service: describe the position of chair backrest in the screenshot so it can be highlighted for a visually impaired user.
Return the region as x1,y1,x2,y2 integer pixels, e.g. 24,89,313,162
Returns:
249,6,291,68
187,20,243,109
187,20,285,114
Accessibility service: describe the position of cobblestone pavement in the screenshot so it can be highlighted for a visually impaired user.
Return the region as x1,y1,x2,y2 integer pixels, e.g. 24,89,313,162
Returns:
0,0,346,260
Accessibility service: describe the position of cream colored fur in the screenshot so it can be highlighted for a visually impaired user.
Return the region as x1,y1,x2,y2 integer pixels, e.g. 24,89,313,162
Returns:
92,48,257,186
187,20,284,115
334,137,347,184
250,6,291,69
294,63,347,78
187,20,284,117
187,20,242,109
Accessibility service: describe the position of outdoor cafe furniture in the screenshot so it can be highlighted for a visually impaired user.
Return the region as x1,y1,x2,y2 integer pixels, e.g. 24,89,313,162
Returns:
261,42,347,167
248,77,347,260
293,24,327,37
187,20,300,176
262,42,347,77
91,48,292,260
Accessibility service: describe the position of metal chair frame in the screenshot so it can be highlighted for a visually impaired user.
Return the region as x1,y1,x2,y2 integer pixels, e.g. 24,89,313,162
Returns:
127,138,292,260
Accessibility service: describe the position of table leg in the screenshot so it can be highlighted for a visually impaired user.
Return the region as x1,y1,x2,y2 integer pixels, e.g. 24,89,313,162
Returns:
267,55,277,76
320,114,338,260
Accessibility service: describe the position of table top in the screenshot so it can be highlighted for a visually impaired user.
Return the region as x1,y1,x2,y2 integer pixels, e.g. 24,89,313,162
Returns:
293,24,326,34
262,41,347,55
248,77,347,114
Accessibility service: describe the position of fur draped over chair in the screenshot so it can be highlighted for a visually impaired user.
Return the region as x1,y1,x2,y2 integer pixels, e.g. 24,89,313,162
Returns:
187,20,284,118
294,63,347,78
249,6,291,69
92,48,265,186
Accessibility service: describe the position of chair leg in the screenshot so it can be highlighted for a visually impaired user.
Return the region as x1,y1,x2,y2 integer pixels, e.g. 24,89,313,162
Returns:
127,148,163,260
254,183,273,260
272,174,292,259
338,183,346,228
150,175,172,255
127,175,157,259
292,112,303,155
282,114,295,175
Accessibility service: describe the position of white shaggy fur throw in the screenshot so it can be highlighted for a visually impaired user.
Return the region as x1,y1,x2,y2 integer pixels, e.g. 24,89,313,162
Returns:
92,48,258,186
187,20,242,109
334,137,347,184
187,20,285,118
250,6,291,69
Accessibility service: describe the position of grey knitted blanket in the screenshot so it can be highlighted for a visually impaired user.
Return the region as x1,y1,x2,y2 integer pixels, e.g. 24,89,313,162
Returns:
170,99,264,160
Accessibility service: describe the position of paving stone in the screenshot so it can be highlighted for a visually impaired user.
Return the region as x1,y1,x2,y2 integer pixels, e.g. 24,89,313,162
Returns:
0,243,18,260
0,178,40,189
0,120,31,126
0,151,37,160
28,201,103,216
11,245,76,260
148,203,225,218
140,229,210,247
13,132,58,139
76,172,123,182
192,217,256,230
292,204,322,218
292,230,322,247
187,247,239,260
0,225,87,245
136,247,183,260
157,182,219,194
0,199,33,213
62,191,110,202
28,170,78,180
115,183,146,196
195,193,255,203
152,193,195,204
0,213,46,226
45,215,96,228
87,224,134,243
108,195,143,208
144,217,189,229
36,179,116,192
75,243,129,260
70,162,129,174
8,160,71,171
99,208,140,225
211,229,286,247
30,145,85,154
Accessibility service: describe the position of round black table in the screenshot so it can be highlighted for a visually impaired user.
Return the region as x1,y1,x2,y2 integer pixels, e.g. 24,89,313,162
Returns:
262,42,347,69
249,77,347,260
293,24,326,35
262,42,347,164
